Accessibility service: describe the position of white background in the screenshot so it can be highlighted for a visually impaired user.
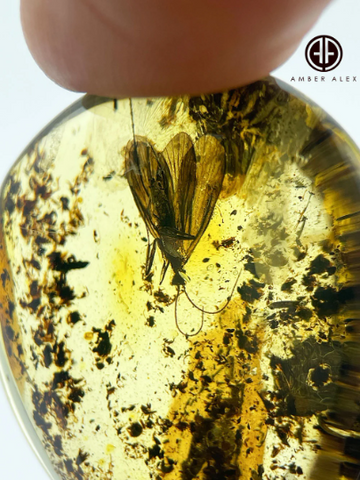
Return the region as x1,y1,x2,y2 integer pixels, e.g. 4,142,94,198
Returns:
0,1,359,479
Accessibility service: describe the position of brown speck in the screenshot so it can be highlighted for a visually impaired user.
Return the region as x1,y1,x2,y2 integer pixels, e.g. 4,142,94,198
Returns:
129,422,143,437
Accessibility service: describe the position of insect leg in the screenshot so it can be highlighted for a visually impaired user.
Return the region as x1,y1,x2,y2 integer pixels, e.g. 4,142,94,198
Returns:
159,260,170,285
184,267,242,315
175,287,204,337
145,237,158,277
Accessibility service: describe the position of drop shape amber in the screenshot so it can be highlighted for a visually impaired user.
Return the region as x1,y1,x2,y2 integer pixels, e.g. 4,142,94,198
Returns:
1,78,360,480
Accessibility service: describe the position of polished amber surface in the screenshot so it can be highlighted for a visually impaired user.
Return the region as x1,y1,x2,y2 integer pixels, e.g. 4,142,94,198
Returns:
1,78,360,480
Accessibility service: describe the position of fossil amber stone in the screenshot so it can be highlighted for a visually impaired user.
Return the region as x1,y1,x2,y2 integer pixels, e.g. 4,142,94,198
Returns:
1,78,360,480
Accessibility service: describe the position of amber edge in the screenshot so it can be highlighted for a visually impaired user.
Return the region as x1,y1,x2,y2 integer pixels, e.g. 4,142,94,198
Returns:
0,95,94,480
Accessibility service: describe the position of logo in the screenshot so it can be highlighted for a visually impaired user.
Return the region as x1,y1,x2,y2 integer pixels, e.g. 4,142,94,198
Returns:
305,35,343,72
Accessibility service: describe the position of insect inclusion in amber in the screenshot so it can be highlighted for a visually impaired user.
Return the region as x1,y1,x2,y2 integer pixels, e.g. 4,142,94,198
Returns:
1,78,360,480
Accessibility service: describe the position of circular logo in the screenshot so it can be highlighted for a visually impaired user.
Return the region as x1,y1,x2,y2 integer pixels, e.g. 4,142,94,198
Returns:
305,35,343,72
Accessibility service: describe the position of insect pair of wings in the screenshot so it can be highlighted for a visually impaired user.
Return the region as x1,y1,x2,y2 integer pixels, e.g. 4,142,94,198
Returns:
125,132,225,285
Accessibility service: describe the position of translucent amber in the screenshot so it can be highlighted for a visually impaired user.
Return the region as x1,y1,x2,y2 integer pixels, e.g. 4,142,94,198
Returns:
1,78,360,480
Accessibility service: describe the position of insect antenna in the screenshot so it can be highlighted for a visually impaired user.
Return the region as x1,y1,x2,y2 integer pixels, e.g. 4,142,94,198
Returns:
175,288,204,337
184,267,242,315
126,98,139,176
129,98,136,144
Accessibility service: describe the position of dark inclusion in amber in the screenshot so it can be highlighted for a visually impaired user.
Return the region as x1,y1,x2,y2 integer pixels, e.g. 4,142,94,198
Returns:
1,78,360,480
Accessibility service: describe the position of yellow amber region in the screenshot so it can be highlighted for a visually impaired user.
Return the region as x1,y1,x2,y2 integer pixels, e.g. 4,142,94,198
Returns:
1,78,360,480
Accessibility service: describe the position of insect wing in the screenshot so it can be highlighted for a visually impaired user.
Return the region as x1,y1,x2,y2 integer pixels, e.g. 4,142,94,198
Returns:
125,133,225,273
187,135,225,256
125,136,174,239
162,132,196,235
125,137,156,238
